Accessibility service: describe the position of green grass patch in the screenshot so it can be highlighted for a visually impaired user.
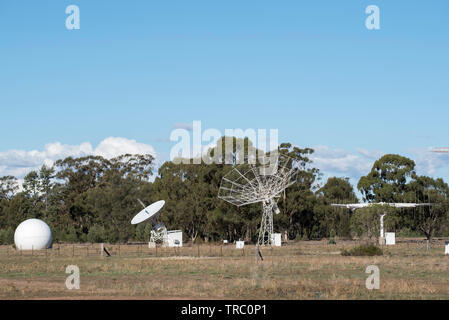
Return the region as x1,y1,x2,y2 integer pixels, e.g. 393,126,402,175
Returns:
341,244,383,256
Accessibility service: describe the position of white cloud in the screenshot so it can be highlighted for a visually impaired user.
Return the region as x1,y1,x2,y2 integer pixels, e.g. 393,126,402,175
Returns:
355,148,384,160
311,145,449,194
310,145,379,180
0,137,156,179
408,147,449,177
94,137,156,160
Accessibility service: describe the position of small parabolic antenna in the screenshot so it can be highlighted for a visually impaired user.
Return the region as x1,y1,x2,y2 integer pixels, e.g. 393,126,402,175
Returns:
131,199,165,225
131,199,168,244
218,152,301,246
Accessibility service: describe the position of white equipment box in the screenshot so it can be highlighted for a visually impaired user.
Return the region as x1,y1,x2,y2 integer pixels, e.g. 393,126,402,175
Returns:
236,241,245,249
385,232,395,245
271,233,282,246
167,230,183,247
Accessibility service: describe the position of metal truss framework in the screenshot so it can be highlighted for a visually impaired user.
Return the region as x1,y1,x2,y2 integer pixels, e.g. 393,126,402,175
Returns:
218,153,301,246
149,226,168,245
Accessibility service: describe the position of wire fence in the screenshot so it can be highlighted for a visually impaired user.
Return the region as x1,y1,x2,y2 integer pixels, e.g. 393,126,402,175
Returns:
0,238,447,259
0,243,297,259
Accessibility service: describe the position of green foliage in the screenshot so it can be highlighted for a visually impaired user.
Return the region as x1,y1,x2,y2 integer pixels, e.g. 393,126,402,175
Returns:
1,139,448,245
357,154,415,202
350,204,396,239
341,244,383,256
0,227,14,245
0,176,18,201
396,227,423,238
87,224,106,243
64,226,79,242
316,177,358,238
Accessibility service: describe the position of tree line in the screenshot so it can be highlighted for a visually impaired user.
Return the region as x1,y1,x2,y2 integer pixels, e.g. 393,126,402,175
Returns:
1,137,449,245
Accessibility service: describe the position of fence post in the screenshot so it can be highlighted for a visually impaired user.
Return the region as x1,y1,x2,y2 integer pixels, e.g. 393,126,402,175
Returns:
118,245,121,257
197,244,200,257
32,245,33,256
101,243,104,257
72,245,74,257
220,245,223,257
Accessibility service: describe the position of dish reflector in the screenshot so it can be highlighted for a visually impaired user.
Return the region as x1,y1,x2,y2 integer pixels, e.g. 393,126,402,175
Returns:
131,200,165,225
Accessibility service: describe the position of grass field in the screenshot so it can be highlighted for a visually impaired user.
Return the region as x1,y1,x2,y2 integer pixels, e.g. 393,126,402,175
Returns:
1,239,449,300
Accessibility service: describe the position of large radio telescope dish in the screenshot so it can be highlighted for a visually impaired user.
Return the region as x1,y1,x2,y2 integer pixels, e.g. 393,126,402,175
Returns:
131,199,168,244
218,152,301,246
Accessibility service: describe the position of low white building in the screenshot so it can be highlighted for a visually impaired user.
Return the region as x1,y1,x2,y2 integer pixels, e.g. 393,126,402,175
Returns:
167,230,183,247
385,232,395,245
271,233,282,247
236,241,245,249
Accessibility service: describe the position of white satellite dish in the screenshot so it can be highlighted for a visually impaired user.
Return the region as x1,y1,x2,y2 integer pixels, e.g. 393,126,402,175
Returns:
131,200,165,225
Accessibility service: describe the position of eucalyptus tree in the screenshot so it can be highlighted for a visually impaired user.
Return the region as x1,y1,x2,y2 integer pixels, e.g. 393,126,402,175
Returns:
276,143,321,239
315,177,358,238
357,154,416,203
405,175,449,250
0,176,19,201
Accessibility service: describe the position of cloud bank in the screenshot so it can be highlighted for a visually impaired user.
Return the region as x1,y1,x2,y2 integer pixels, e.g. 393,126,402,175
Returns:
0,137,156,178
309,145,384,181
309,145,449,190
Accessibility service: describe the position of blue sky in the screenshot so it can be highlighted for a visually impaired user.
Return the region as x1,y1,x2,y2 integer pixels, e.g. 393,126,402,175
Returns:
0,1,448,191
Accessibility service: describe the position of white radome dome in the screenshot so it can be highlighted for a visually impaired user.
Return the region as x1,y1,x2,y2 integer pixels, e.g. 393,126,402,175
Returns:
14,219,52,250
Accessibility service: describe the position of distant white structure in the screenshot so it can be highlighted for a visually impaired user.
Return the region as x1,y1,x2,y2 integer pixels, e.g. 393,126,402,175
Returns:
271,233,282,247
218,153,301,246
167,230,182,247
432,148,449,153
385,232,396,245
380,214,386,238
149,230,183,247
445,242,449,255
14,219,52,250
223,240,228,244
332,202,433,243
236,241,245,249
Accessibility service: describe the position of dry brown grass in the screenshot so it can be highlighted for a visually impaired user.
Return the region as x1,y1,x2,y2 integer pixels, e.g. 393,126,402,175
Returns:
1,239,449,299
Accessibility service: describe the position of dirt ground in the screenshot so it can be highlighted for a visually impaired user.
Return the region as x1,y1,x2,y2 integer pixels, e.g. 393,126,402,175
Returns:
1,239,449,300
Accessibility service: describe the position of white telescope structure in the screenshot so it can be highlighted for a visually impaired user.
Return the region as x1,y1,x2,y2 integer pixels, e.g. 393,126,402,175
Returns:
218,153,301,246
331,202,433,240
